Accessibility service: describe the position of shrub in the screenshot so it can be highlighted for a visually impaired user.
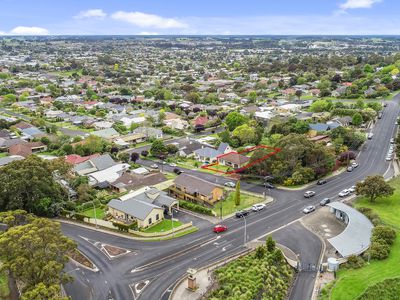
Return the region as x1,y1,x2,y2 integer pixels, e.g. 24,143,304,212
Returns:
112,222,130,232
73,213,86,222
344,255,365,269
369,240,390,260
357,277,400,300
179,200,214,216
372,225,396,245
357,207,382,225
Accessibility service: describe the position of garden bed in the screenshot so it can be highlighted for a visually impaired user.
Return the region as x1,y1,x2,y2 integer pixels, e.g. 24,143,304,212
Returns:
68,249,97,270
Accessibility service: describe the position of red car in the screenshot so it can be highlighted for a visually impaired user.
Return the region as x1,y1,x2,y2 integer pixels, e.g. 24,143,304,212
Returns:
213,225,227,233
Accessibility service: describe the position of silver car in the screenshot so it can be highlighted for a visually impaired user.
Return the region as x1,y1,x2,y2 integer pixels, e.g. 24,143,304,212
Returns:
304,191,316,198
303,206,315,214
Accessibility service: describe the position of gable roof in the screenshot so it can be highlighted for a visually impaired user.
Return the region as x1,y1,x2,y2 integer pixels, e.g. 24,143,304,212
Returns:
65,154,100,165
90,154,116,171
193,147,221,158
92,128,119,139
219,153,250,165
174,173,220,196
217,143,230,153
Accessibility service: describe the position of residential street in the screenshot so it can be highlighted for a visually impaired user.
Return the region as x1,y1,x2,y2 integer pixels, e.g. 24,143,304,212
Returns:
63,95,400,300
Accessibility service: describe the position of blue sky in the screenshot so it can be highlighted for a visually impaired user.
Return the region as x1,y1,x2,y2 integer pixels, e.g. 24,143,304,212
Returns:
0,0,397,35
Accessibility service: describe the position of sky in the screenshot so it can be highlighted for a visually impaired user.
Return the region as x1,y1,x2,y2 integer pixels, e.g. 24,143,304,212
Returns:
0,0,398,35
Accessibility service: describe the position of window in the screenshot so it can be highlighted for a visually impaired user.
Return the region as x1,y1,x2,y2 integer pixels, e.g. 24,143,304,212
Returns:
156,214,159,220
148,218,152,225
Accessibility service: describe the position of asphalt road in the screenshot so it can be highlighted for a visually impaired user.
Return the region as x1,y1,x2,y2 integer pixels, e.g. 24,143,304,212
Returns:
63,95,400,300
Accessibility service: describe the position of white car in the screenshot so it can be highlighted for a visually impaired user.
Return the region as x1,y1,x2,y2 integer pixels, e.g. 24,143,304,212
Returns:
348,186,356,193
390,138,395,144
252,203,266,212
169,163,177,167
303,206,315,214
339,189,351,197
304,191,316,198
150,164,159,169
224,181,235,188
386,156,392,161
351,162,359,168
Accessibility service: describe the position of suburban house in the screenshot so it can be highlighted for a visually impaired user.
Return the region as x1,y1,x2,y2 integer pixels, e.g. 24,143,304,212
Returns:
133,127,163,139
114,133,146,148
8,142,47,158
91,128,120,141
64,154,100,165
74,153,117,176
88,163,130,188
309,121,341,133
107,186,178,228
193,142,232,163
175,139,204,157
218,152,250,169
169,173,224,205
110,172,167,193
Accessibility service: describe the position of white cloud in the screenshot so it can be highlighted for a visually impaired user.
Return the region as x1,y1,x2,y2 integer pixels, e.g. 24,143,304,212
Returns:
0,31,6,35
340,0,382,10
74,9,107,19
139,31,159,35
10,26,49,35
111,11,187,29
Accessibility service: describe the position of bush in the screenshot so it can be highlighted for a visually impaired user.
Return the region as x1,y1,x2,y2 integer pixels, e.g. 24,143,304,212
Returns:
344,255,365,269
369,240,390,260
179,200,214,216
73,213,87,222
357,277,400,300
112,222,130,232
357,207,382,225
372,225,396,245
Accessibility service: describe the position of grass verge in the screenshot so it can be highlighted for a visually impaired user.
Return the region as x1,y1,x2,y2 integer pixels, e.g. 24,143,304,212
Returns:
143,219,183,233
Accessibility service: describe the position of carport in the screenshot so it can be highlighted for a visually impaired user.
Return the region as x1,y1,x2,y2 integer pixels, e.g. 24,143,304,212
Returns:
326,202,374,258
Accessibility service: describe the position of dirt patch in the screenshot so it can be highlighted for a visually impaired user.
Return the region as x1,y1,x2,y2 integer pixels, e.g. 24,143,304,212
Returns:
68,249,96,270
103,244,129,257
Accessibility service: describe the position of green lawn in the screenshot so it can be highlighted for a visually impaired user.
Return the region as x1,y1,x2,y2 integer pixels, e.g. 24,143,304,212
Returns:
0,270,9,299
215,192,264,217
143,219,183,233
328,177,400,300
0,153,8,158
82,207,105,219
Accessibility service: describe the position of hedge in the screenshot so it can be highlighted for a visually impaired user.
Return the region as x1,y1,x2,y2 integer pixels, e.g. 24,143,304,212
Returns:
179,200,214,216
112,222,130,232
357,277,400,300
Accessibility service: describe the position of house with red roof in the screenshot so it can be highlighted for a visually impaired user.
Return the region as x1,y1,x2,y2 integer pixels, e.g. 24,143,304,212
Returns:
64,154,100,165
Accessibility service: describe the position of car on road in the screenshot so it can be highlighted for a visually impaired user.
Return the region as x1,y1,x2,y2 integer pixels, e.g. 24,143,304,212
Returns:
173,168,183,174
150,164,159,169
320,198,331,206
317,179,327,185
235,210,249,218
347,166,354,172
339,189,351,197
169,163,177,167
386,156,393,161
367,132,374,140
213,225,227,233
224,181,236,188
349,185,356,193
252,203,266,212
390,138,395,144
303,206,315,214
304,191,316,198
351,162,359,168
264,182,275,189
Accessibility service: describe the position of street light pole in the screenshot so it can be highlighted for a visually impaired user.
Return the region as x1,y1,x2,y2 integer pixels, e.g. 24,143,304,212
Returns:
243,215,247,246
171,207,175,237
92,201,98,228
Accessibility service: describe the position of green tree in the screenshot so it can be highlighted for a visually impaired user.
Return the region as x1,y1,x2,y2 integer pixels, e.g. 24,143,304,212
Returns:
150,139,167,158
21,283,68,300
0,216,76,291
310,99,332,112
232,124,257,145
225,111,248,131
234,181,241,207
248,91,257,102
266,235,276,252
0,156,67,216
352,112,363,126
355,175,394,203
118,152,130,163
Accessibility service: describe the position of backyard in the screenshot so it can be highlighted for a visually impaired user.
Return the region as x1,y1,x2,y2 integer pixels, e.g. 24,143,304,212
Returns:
142,219,183,233
214,191,265,217
82,207,106,219
326,177,400,300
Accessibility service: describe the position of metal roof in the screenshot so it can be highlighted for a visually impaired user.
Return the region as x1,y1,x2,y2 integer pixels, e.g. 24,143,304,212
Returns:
327,202,374,258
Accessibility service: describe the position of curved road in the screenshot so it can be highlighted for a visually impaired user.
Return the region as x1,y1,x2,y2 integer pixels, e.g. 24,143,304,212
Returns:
63,95,400,300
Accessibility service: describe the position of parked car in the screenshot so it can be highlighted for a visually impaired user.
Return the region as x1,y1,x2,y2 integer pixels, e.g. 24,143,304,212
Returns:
349,186,356,193
150,164,159,169
390,138,395,144
252,203,266,212
213,225,227,233
351,162,359,168
224,181,235,188
347,166,354,172
320,198,331,206
367,132,374,140
304,191,316,198
303,206,315,214
317,179,327,185
169,163,177,167
173,168,183,174
386,156,392,161
339,189,350,197
235,210,249,218
264,182,275,189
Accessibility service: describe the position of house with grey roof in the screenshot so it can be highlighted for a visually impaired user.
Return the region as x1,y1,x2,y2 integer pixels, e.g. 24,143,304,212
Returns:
107,186,178,228
169,173,224,205
133,127,163,139
74,153,117,176
0,155,24,167
91,128,120,141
